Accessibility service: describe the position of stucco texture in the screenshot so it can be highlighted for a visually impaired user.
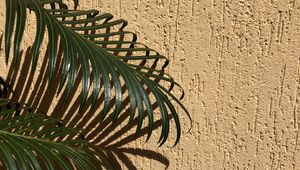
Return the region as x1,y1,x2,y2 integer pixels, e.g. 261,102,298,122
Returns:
2,0,300,169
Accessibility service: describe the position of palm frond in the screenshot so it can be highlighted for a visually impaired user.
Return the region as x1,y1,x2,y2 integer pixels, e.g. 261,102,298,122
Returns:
5,0,191,145
0,98,111,170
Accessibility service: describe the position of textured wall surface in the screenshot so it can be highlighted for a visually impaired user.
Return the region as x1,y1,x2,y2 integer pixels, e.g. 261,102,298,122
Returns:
2,0,300,169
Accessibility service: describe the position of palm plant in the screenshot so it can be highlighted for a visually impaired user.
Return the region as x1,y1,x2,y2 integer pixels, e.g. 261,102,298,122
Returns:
0,0,191,169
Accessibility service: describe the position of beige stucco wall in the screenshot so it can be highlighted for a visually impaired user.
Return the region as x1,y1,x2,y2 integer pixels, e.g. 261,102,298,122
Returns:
2,0,300,169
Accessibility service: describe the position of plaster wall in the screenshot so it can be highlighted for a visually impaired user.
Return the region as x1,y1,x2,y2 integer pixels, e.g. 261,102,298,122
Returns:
2,0,300,169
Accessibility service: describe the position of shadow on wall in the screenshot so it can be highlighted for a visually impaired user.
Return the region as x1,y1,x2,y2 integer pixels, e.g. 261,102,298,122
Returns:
0,33,171,169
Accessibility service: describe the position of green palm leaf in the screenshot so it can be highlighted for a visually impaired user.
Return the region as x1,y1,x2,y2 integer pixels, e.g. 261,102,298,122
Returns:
5,0,191,146
0,98,111,170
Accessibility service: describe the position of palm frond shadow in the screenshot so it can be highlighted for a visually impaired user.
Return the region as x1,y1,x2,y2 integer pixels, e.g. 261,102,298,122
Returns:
1,34,170,169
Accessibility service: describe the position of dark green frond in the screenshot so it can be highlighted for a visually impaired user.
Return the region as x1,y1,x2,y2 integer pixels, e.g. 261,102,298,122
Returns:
5,0,191,146
0,99,111,170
